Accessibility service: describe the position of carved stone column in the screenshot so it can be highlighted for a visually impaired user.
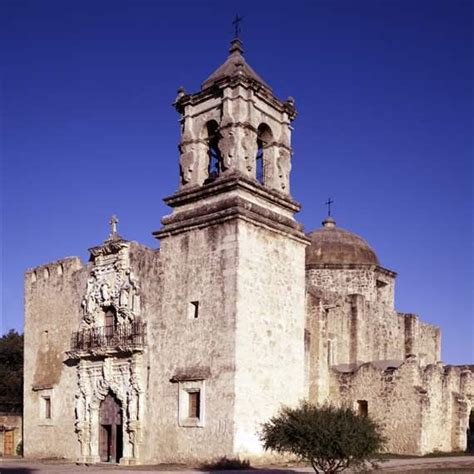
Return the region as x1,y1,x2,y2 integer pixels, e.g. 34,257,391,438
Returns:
87,405,101,464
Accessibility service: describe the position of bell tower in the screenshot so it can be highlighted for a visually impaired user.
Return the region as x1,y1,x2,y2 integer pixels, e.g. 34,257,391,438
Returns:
175,38,296,192
152,39,309,460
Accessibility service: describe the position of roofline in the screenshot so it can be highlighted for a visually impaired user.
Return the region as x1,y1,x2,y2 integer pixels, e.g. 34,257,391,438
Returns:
305,263,397,277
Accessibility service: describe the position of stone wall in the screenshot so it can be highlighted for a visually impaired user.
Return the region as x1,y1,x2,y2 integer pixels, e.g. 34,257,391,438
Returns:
403,313,441,364
148,221,239,463
233,220,307,455
24,256,87,459
330,359,473,455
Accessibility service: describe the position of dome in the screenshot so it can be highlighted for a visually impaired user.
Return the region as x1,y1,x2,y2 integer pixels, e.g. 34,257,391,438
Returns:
306,217,379,266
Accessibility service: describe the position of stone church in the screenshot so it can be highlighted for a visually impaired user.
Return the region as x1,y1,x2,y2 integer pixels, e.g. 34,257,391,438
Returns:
24,38,473,464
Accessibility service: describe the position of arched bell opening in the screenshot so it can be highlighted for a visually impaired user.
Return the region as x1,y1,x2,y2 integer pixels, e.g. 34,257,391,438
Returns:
256,123,273,185
99,391,123,463
205,120,222,181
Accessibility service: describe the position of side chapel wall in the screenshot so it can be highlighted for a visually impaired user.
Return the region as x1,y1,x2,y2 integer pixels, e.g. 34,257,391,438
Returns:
330,360,473,455
24,256,87,459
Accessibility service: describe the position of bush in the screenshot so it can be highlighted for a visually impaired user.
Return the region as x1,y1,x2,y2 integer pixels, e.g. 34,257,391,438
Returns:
200,456,252,470
259,402,386,474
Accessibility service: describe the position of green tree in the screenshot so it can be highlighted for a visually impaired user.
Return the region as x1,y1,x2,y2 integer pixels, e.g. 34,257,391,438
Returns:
0,330,24,412
259,402,385,474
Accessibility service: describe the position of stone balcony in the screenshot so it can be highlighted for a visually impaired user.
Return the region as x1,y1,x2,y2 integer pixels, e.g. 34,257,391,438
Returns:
67,321,146,359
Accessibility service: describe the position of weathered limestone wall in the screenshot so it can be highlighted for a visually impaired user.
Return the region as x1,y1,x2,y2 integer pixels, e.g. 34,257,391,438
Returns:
305,268,440,375
234,221,307,455
127,243,161,463
24,256,87,459
307,268,381,303
331,359,473,455
331,360,425,454
306,292,406,370
403,313,440,364
149,222,239,463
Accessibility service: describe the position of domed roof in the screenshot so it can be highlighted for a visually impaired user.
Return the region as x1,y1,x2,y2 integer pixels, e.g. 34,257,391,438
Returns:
202,39,272,91
306,217,379,266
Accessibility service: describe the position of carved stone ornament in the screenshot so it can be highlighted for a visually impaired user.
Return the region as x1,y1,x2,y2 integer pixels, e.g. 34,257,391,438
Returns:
81,242,141,328
75,356,145,464
218,127,237,170
277,147,292,191
179,143,196,185
242,128,257,173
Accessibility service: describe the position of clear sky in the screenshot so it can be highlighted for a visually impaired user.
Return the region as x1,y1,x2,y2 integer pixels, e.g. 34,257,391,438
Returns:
2,0,472,364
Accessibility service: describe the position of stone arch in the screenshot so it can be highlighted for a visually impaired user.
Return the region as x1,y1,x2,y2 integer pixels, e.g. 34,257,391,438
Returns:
256,123,274,184
202,120,222,180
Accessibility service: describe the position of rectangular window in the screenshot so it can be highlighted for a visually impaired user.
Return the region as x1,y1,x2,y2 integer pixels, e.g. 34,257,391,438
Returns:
43,396,51,419
188,301,199,319
357,400,368,417
188,391,201,419
177,379,205,427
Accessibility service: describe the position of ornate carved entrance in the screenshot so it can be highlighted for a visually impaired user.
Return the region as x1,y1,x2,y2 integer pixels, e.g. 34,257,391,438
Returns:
99,393,123,462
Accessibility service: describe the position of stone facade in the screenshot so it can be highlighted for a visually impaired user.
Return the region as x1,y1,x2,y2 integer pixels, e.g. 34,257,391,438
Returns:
23,38,472,464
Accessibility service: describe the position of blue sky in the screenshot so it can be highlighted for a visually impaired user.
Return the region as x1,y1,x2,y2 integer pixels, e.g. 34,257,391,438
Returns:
2,0,472,364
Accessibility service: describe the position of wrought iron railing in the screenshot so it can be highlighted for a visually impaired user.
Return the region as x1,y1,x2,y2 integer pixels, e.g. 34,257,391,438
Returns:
70,321,146,352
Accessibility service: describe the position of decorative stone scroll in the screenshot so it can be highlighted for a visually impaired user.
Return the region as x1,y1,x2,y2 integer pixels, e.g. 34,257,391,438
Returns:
81,241,141,328
277,147,292,191
218,127,237,171
75,355,145,464
179,143,197,184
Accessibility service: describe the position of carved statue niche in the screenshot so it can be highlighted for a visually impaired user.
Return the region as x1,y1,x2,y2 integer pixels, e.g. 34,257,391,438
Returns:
218,127,237,171
242,128,258,175
277,147,292,192
179,143,196,185
81,277,98,325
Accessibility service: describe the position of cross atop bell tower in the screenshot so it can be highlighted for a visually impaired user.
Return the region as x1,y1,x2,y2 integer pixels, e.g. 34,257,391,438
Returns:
173,37,297,195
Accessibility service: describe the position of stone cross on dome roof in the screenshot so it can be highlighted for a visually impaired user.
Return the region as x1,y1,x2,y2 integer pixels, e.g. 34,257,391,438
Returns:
325,198,334,217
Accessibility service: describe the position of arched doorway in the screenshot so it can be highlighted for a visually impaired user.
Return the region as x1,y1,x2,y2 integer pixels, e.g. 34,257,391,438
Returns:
467,410,474,453
99,392,123,463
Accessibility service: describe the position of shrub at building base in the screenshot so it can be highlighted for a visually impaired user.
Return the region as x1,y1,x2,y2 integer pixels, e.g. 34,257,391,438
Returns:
259,402,386,474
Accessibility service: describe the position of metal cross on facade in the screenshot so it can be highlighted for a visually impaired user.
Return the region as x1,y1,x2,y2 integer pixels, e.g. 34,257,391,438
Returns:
325,198,334,217
109,214,119,235
233,14,243,38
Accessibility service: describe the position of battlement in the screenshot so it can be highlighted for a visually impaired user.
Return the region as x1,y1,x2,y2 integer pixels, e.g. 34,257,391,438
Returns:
26,256,85,284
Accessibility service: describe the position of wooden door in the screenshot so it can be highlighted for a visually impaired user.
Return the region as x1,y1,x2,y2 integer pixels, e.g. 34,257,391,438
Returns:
99,393,122,462
4,430,14,455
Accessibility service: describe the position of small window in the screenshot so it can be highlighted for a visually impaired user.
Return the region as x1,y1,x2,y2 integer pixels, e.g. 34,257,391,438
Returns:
43,396,51,419
188,391,201,419
188,301,199,319
357,400,368,417
178,380,205,427
43,267,50,279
